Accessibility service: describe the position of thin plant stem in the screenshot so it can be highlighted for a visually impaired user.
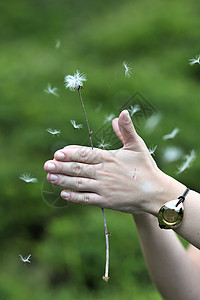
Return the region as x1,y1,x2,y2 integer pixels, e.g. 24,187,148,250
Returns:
102,207,110,282
77,86,110,281
78,87,93,149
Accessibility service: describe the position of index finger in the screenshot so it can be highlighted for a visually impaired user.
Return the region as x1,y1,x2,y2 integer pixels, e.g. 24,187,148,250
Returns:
54,146,104,164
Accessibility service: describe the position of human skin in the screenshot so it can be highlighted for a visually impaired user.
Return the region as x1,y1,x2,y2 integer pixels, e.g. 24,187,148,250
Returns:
44,110,200,248
44,109,200,299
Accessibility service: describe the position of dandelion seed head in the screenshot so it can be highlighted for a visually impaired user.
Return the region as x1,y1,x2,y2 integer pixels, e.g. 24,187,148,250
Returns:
70,120,83,129
19,173,38,183
123,61,132,78
64,70,87,91
46,128,61,136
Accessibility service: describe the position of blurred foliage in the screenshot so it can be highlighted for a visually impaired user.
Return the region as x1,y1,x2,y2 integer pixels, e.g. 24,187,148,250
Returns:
0,0,199,299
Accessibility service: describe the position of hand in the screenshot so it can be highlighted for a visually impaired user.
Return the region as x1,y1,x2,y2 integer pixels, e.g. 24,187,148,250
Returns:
44,110,185,215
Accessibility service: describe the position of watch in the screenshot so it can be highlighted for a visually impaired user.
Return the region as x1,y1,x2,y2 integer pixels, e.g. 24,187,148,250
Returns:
158,188,190,229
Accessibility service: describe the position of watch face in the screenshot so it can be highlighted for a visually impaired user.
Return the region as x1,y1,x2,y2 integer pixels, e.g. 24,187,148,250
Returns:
163,208,180,224
158,200,184,229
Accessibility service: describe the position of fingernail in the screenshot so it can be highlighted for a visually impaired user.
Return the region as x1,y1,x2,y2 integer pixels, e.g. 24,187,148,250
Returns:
55,151,65,160
47,162,56,171
62,191,70,200
49,174,58,182
123,111,131,123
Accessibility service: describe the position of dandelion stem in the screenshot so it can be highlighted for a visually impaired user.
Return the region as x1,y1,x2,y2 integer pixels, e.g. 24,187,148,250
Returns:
77,87,93,149
102,208,110,282
77,86,110,281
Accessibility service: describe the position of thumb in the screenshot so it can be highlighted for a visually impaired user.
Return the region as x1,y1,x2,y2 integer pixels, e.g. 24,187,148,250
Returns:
118,110,146,151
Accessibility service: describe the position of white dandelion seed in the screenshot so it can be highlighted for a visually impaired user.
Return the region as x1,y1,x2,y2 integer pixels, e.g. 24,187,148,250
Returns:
163,128,179,140
148,145,157,155
19,254,31,263
19,173,38,183
104,113,115,123
128,104,141,116
95,103,102,113
97,139,111,149
64,70,87,91
44,83,59,97
189,55,200,65
55,39,61,49
70,120,83,129
176,150,196,174
129,168,137,180
144,114,161,132
123,61,132,78
46,128,61,136
163,146,183,163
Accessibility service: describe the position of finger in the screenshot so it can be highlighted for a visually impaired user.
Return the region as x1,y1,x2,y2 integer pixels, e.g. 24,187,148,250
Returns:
118,110,147,151
112,118,124,144
61,190,102,207
47,173,98,192
54,146,104,164
44,160,97,179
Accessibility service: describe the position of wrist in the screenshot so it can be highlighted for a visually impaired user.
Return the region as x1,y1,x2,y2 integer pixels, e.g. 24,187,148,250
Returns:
141,170,186,217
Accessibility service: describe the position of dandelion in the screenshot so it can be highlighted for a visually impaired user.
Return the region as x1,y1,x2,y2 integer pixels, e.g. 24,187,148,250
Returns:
19,173,38,183
123,61,132,78
55,39,61,49
176,150,196,174
44,83,59,97
189,55,200,65
19,254,31,263
64,70,87,91
70,120,83,129
97,139,111,149
64,70,110,281
104,113,115,123
46,128,61,136
148,145,157,155
128,104,140,117
163,128,179,140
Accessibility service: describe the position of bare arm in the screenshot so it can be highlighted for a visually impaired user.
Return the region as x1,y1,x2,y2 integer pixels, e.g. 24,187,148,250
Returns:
44,110,200,248
133,212,200,300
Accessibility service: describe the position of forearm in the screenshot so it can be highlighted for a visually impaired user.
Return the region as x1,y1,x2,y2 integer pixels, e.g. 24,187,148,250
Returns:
145,171,200,249
133,213,200,300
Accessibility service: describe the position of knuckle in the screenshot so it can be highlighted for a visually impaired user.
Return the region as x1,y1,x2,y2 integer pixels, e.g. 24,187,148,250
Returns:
82,194,89,204
72,162,81,175
79,148,88,161
75,178,83,189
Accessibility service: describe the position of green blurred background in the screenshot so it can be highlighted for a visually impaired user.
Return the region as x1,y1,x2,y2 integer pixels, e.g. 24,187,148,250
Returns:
0,0,199,299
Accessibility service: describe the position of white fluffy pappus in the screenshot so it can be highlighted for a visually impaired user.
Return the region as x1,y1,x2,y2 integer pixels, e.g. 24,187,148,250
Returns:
176,150,196,174
46,128,61,136
19,173,38,183
189,55,200,65
64,70,87,90
70,120,83,129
